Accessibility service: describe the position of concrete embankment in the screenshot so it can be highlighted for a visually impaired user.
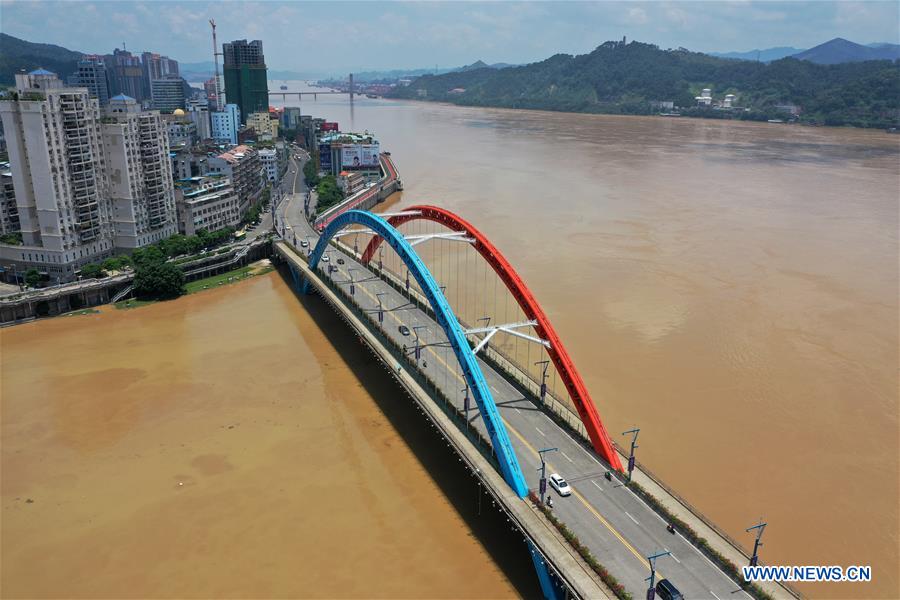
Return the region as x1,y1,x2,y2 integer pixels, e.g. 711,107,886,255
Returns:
273,240,611,600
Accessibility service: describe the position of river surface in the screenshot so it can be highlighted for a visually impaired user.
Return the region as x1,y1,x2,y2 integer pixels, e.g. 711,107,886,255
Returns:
1,274,533,598
274,81,899,599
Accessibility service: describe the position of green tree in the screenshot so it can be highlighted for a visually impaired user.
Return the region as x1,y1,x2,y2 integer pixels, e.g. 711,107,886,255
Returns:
24,268,41,288
132,245,165,268
133,261,185,300
315,175,345,211
303,156,321,187
80,263,106,279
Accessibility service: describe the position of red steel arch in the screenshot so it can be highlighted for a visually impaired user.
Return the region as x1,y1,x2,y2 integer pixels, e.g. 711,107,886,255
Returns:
361,205,624,471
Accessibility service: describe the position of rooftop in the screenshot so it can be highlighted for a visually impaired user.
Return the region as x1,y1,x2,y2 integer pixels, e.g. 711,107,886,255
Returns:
28,68,55,76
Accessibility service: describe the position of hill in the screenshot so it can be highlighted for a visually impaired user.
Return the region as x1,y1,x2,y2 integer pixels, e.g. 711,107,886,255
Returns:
388,40,900,128
793,38,900,64
709,47,804,63
0,33,83,86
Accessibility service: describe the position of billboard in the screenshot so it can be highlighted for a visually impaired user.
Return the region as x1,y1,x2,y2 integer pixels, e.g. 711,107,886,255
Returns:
318,143,332,171
341,143,380,168
321,122,339,132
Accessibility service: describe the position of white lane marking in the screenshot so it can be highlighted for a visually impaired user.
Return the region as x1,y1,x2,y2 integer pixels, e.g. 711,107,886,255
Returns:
561,451,574,463
591,480,604,492
625,511,639,524
535,427,546,437
710,592,721,600
670,553,681,564
515,408,522,415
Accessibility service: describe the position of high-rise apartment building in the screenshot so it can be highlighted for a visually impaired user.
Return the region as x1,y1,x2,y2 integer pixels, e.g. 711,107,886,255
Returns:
0,161,20,236
141,52,179,99
101,95,178,250
211,103,240,145
105,49,145,101
70,56,110,105
0,70,114,279
223,39,268,123
150,77,186,113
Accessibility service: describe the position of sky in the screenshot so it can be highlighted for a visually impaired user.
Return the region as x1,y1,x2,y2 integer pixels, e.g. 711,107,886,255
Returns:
2,0,899,74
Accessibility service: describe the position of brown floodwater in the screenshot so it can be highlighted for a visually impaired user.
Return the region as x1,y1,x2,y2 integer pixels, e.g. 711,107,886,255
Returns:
1,273,538,598
275,83,899,599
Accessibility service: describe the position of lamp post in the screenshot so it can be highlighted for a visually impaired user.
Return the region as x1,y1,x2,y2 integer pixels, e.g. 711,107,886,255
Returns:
746,519,767,567
535,360,550,406
537,447,558,504
622,427,640,482
348,268,358,296
645,550,671,600
376,292,385,324
412,326,427,366
462,384,470,431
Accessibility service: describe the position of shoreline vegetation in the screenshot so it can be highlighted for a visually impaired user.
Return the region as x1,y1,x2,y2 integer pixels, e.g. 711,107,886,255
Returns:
115,261,274,311
387,40,900,130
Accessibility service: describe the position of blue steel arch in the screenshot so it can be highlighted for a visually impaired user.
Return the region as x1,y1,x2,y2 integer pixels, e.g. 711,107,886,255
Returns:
303,210,529,498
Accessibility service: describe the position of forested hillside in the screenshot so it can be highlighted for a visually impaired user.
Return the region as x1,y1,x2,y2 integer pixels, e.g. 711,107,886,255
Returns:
389,41,900,128
0,34,83,86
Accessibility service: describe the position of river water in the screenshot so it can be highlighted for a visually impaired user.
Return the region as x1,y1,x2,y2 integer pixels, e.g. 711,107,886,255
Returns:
1,274,534,598
274,81,899,599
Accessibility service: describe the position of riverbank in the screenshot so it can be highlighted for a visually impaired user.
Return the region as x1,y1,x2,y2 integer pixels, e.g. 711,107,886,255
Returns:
115,260,274,311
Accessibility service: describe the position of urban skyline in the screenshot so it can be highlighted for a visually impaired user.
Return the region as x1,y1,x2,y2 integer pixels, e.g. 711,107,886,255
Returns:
2,1,898,73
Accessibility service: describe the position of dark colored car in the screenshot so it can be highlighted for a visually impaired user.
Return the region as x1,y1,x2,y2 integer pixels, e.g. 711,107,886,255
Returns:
399,325,411,336
655,579,683,600
337,258,345,265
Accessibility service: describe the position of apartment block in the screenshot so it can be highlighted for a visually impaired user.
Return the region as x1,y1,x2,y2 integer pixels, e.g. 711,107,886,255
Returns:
174,175,240,236
246,111,278,140
101,95,178,250
208,144,263,215
0,70,114,280
0,161,19,236
211,103,240,145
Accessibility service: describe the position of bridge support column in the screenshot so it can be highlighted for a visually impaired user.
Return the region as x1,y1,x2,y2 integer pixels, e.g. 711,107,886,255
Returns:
528,540,563,600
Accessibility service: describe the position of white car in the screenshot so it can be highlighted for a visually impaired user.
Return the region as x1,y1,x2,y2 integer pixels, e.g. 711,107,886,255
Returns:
321,255,330,262
300,240,309,248
548,473,571,497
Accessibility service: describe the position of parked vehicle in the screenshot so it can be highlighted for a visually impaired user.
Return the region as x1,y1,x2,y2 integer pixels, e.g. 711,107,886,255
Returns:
548,473,571,496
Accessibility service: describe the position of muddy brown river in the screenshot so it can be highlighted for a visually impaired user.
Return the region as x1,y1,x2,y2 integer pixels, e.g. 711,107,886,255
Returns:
273,84,898,599
1,275,535,598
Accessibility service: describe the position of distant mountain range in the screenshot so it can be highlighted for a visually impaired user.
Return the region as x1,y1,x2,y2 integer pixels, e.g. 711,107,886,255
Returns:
389,39,900,128
710,38,900,64
792,38,900,64
709,47,804,62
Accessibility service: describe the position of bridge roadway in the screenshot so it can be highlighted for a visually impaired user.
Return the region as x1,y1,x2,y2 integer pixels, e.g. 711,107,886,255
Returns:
275,152,763,600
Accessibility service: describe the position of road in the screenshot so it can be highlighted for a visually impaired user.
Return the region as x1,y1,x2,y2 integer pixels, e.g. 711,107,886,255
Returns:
275,149,751,600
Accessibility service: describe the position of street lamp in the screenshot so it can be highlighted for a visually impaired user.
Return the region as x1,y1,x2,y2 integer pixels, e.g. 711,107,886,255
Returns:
537,447,558,504
348,268,358,296
412,325,427,365
376,292,386,323
622,427,640,482
645,550,671,600
746,519,767,567
535,360,550,406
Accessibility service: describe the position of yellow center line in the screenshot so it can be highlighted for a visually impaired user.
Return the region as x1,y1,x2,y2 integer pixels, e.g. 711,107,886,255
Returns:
331,261,658,577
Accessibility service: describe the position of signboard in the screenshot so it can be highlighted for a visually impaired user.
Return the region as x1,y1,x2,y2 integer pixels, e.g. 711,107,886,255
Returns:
318,143,331,171
321,121,339,132
341,143,380,168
